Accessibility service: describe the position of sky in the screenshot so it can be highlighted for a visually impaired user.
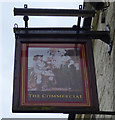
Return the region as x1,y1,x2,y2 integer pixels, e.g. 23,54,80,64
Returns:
0,0,84,119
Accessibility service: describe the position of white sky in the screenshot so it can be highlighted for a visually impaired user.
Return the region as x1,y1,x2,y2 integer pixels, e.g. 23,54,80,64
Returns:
0,0,84,119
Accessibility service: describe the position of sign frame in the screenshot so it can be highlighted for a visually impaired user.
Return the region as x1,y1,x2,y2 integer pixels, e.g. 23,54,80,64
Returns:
12,28,99,113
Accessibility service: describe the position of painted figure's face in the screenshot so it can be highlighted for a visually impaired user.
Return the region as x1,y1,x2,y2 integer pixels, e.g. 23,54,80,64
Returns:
37,56,43,62
33,55,44,70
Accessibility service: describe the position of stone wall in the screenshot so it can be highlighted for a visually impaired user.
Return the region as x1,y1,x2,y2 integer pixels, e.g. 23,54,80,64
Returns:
92,2,115,119
75,2,115,119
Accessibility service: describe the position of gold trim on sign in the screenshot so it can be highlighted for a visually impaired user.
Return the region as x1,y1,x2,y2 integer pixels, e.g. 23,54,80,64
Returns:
82,45,90,106
21,44,26,105
21,45,24,105
21,44,91,107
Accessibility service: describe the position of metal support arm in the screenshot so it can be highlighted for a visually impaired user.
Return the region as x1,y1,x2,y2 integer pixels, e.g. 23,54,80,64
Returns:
14,8,95,17
14,4,112,55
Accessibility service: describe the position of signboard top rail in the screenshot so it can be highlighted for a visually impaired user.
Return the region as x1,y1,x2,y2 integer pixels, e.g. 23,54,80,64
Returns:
14,28,110,44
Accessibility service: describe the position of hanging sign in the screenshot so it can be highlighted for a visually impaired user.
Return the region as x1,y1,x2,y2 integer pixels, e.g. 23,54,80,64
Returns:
12,28,99,113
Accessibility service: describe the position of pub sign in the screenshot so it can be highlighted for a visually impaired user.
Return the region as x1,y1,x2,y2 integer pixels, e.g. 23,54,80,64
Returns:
12,28,99,113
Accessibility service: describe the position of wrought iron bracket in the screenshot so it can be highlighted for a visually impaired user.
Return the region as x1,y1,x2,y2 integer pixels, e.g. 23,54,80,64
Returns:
23,4,29,28
13,4,112,55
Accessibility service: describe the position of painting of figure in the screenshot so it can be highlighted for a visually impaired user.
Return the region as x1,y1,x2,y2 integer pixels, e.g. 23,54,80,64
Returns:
28,44,83,92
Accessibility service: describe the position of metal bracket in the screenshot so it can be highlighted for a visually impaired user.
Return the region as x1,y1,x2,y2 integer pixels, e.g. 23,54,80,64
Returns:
23,4,29,28
15,4,112,55
83,17,112,55
77,5,82,33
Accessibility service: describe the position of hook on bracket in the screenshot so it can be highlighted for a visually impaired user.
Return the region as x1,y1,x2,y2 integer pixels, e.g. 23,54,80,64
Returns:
14,23,18,28
24,4,28,8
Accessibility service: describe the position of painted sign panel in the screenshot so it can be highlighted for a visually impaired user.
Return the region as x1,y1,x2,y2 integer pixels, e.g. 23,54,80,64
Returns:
20,43,90,107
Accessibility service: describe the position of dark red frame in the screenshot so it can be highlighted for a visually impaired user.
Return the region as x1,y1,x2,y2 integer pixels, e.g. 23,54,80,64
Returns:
20,43,90,106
